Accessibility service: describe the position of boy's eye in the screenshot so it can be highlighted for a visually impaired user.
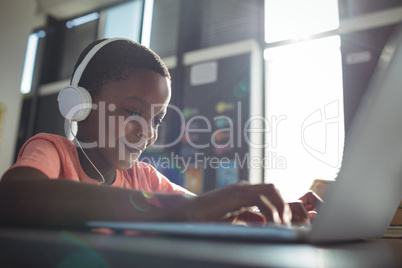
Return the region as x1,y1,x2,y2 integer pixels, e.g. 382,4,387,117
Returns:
153,118,163,127
126,109,141,117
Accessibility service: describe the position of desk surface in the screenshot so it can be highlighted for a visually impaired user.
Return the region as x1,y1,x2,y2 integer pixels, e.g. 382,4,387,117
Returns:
0,227,401,268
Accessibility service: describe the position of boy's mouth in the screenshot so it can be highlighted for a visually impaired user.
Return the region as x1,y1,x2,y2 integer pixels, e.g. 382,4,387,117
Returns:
118,138,146,158
123,142,144,155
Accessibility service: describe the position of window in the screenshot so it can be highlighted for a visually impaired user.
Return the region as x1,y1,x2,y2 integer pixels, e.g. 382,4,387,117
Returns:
66,12,99,29
20,30,46,94
264,0,343,200
265,0,339,43
102,0,144,43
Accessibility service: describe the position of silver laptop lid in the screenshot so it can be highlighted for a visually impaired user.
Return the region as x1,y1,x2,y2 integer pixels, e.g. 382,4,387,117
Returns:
309,23,402,242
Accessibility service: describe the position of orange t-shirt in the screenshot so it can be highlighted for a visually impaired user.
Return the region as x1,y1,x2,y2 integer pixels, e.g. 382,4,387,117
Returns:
7,133,190,195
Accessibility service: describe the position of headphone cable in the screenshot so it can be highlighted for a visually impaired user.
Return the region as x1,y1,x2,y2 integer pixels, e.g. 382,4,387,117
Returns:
69,120,105,184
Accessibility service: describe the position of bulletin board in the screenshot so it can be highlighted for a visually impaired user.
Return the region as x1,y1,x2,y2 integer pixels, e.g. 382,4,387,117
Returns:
180,39,263,193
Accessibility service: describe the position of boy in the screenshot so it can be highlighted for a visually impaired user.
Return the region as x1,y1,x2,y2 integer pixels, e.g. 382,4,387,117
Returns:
0,39,320,228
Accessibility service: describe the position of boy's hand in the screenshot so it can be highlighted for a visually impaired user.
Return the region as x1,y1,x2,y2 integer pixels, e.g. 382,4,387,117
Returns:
298,190,323,221
298,190,323,210
180,182,292,226
156,186,323,226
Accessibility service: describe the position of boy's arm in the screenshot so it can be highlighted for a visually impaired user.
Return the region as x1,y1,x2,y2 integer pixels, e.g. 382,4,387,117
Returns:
0,169,175,229
1,167,48,181
0,167,292,228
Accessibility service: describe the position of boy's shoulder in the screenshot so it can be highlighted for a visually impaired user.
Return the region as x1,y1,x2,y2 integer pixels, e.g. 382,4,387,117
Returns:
26,133,72,145
15,133,77,166
21,133,75,153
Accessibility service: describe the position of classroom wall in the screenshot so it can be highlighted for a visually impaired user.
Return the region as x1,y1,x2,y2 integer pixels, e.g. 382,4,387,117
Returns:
0,0,36,176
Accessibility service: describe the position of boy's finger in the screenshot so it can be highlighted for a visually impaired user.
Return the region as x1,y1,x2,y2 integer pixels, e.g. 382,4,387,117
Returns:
234,210,266,226
259,195,281,224
288,201,310,225
246,184,287,222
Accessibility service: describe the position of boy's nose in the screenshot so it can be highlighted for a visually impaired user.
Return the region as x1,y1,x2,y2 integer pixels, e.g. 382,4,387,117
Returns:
137,124,155,141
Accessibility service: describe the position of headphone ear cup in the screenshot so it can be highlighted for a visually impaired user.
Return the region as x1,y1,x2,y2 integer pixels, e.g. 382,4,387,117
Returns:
57,86,92,122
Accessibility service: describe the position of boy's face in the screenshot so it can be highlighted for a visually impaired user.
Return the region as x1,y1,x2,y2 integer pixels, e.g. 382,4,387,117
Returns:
80,69,171,170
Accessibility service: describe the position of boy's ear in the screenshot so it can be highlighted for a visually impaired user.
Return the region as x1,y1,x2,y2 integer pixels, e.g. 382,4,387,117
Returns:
57,85,93,122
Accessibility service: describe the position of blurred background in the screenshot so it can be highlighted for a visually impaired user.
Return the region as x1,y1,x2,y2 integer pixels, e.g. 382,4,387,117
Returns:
1,0,401,200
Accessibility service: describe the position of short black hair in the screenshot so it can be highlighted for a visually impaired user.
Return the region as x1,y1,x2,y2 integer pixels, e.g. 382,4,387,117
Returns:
72,39,171,96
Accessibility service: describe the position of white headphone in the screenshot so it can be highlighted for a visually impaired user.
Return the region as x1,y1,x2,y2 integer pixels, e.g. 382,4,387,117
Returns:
57,38,130,122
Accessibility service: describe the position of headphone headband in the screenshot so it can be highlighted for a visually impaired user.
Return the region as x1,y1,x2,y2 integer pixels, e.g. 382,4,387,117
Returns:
71,37,131,86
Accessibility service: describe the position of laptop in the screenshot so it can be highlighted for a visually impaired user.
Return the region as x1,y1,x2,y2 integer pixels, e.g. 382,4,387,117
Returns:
88,23,402,243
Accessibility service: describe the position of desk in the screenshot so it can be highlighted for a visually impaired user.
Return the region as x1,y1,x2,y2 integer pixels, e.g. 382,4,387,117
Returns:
0,228,401,267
